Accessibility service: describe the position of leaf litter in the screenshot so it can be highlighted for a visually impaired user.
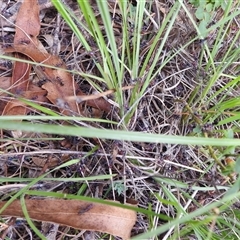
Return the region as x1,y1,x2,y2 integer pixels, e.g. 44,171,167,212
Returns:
0,0,135,239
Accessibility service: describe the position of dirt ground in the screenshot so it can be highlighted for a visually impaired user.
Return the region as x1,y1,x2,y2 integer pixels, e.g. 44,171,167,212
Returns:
0,0,240,239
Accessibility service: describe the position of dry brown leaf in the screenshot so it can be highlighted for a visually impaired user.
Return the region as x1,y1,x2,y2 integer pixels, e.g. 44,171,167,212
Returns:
23,89,48,103
1,54,31,137
0,76,11,90
14,0,40,47
10,53,30,94
1,0,39,136
2,100,28,117
6,0,39,106
86,97,112,113
4,0,79,115
0,199,136,240
5,44,80,115
0,74,46,94
0,76,47,115
6,44,112,115
3,0,112,116
31,155,62,168
0,76,11,114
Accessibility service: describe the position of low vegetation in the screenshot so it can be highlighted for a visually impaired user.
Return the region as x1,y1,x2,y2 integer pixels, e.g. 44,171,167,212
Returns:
0,0,240,239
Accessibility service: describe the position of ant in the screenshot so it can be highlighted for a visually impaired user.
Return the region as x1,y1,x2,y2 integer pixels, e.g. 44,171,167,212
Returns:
78,204,93,215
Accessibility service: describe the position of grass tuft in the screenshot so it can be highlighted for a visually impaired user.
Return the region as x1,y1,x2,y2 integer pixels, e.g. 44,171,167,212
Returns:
0,0,240,239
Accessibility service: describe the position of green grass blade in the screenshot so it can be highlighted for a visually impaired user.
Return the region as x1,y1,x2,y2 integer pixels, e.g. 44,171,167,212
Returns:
51,0,91,50
20,195,46,239
1,120,240,146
